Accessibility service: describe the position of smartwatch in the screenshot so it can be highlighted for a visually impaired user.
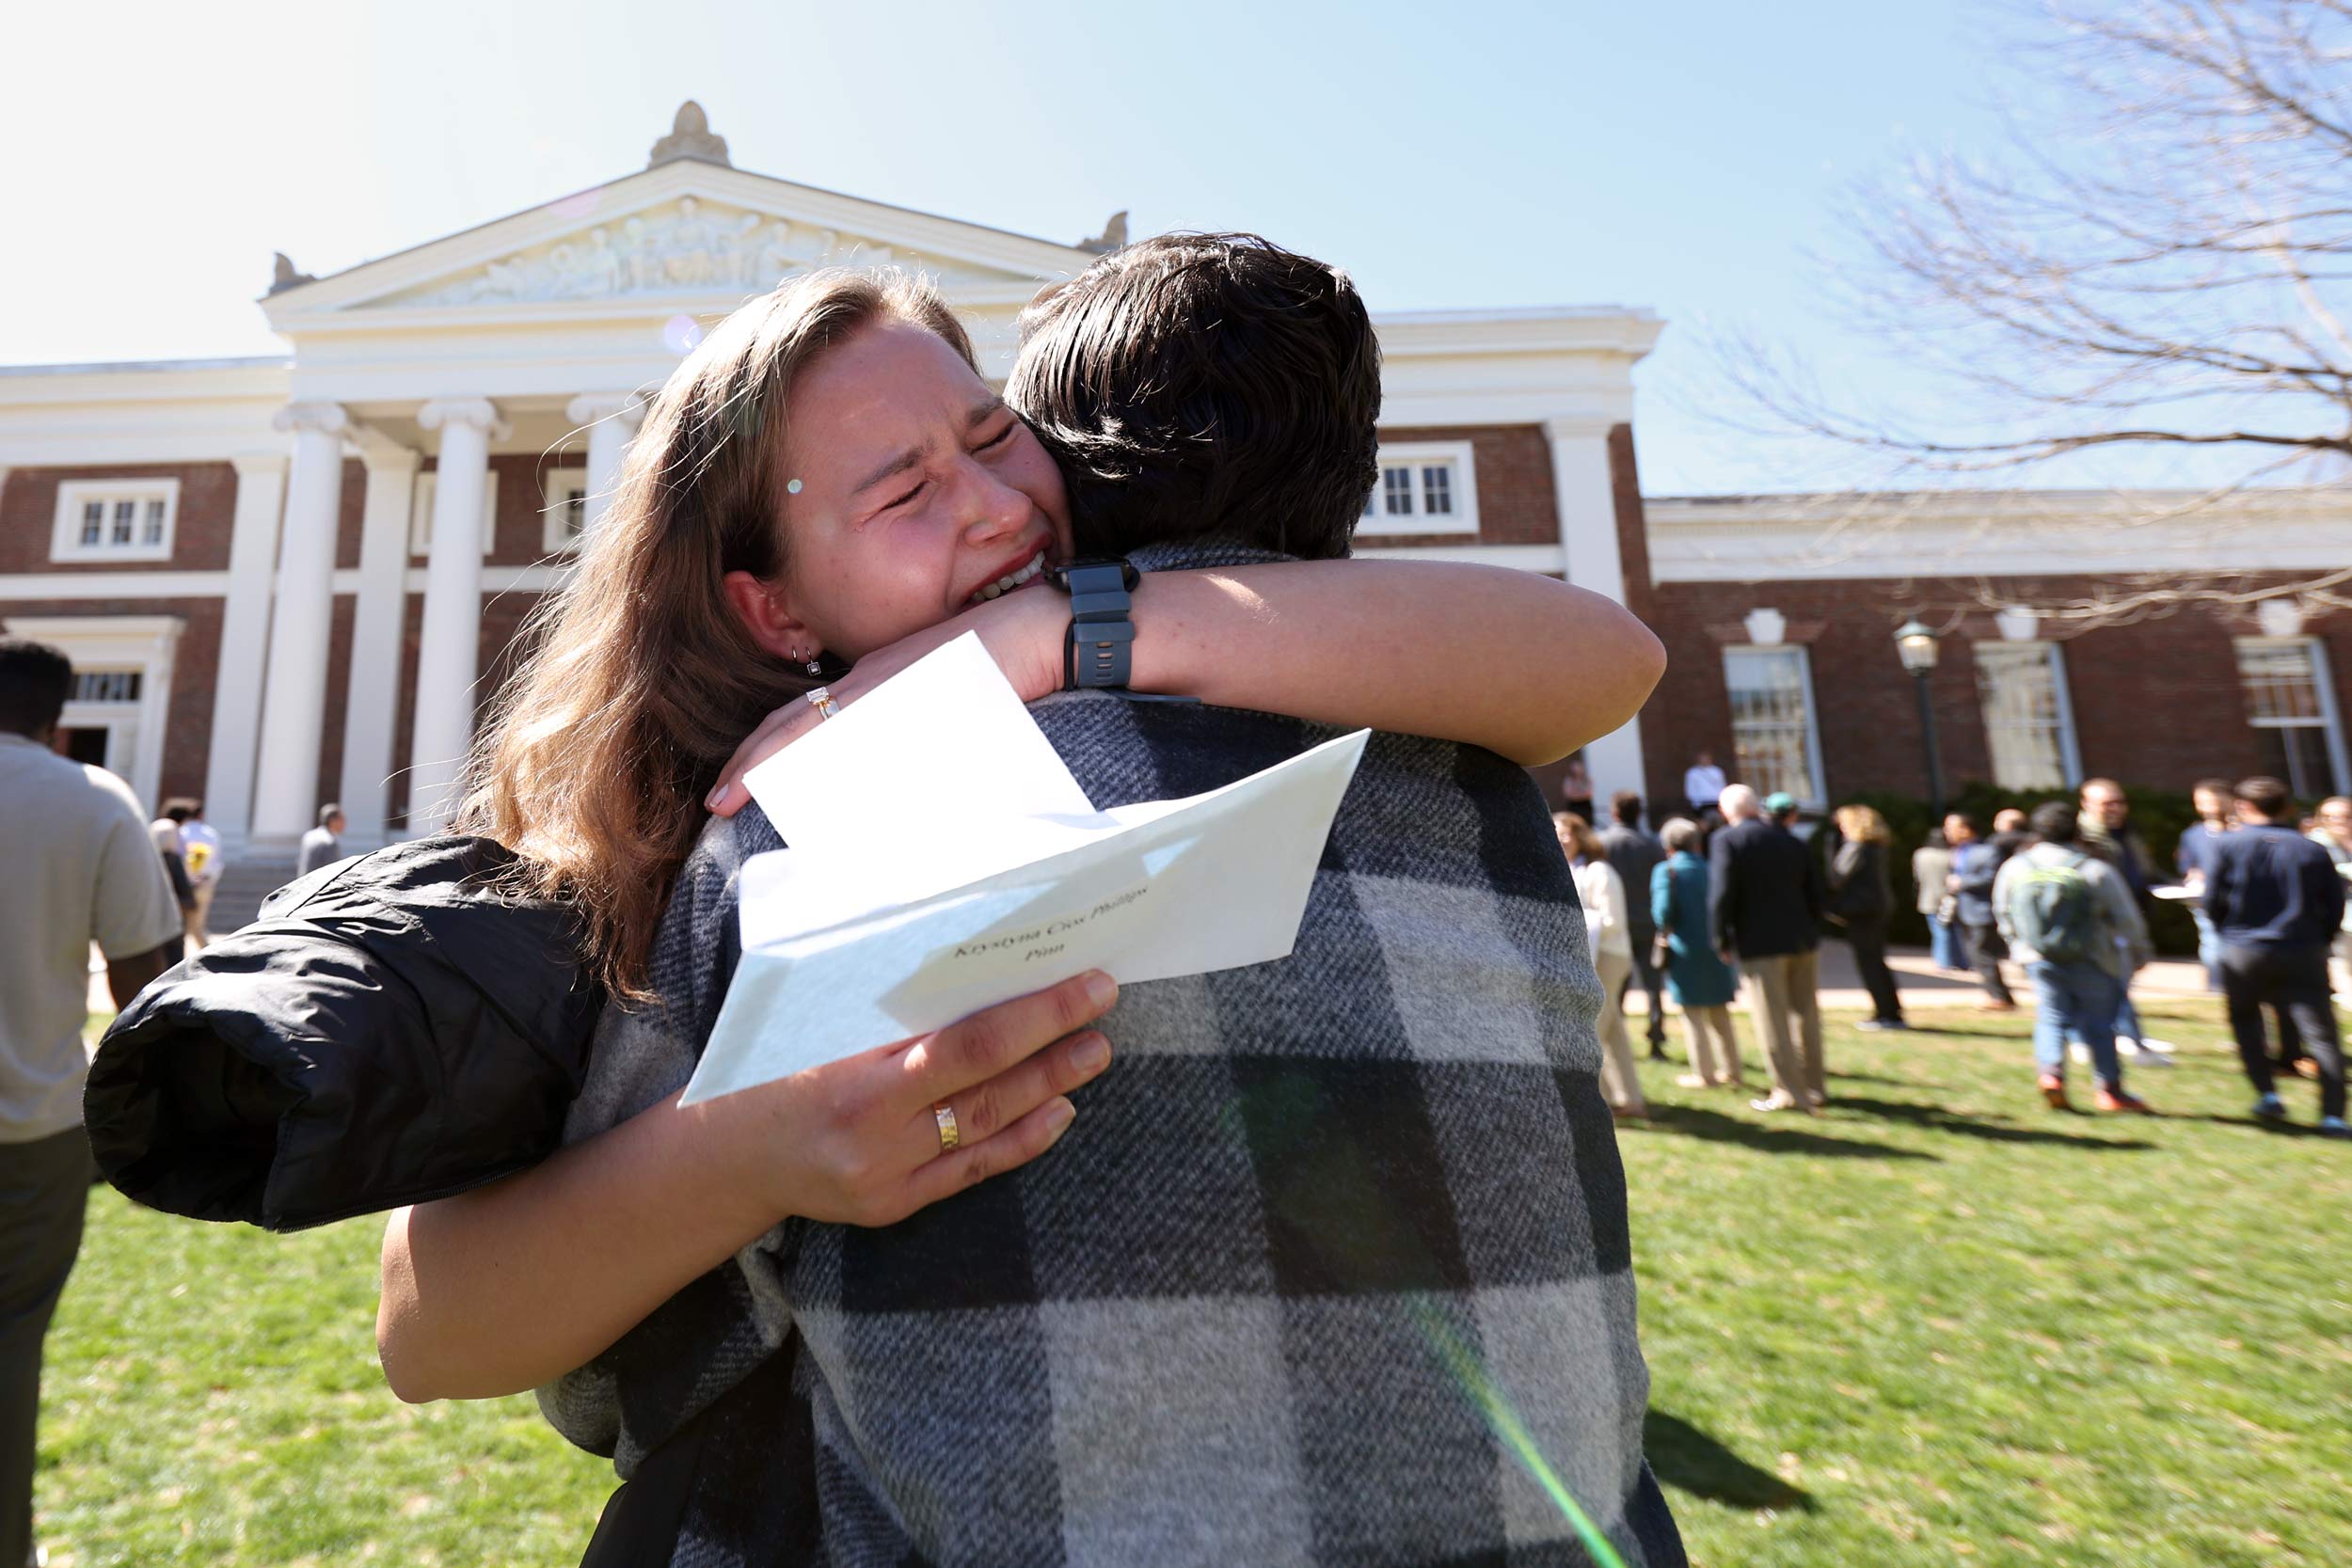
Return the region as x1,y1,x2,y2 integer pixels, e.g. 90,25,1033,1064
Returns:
1045,557,1140,690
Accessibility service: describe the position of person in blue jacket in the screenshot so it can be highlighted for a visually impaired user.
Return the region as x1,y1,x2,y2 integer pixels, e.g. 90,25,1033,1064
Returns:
1651,816,1744,1088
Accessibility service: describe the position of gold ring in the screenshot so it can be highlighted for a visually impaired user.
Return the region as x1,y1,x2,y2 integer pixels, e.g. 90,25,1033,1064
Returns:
932,1101,961,1152
805,685,838,721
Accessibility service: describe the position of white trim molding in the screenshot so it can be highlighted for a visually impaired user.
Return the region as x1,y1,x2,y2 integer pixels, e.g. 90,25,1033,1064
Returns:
1647,488,2352,584
50,477,181,563
540,467,591,555
1358,440,1480,538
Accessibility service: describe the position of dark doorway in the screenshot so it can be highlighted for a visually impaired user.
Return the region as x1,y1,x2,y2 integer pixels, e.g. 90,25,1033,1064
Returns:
55,727,109,767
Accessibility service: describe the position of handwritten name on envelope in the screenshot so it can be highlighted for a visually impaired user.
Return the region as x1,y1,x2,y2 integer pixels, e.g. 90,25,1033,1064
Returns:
681,635,1367,1106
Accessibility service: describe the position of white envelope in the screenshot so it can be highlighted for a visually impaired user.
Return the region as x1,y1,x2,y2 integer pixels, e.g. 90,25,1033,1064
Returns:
683,635,1367,1105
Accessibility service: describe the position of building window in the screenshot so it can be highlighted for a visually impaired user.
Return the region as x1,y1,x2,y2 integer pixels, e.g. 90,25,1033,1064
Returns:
2234,637,2349,799
1356,440,1479,537
50,479,180,563
1724,644,1824,806
408,470,501,557
71,670,142,704
542,469,591,554
1975,641,2081,790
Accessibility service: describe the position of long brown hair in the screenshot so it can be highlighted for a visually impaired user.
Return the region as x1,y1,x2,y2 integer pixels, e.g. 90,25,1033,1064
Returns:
454,268,976,999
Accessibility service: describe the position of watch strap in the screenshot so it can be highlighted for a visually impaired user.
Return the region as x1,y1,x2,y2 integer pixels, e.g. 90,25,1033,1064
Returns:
1057,559,1138,690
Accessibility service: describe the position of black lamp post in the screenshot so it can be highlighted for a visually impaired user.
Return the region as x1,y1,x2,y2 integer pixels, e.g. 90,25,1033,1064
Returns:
1895,620,1947,816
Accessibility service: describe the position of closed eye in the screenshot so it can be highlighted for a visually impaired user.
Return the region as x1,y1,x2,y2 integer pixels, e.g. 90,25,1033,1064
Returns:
976,421,1017,451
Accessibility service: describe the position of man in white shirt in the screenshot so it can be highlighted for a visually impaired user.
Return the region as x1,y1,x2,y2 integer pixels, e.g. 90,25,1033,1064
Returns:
0,640,183,1567
1682,749,1726,816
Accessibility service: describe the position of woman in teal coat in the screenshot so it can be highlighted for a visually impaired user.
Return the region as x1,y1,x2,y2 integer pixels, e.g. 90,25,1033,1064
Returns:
1651,816,1746,1088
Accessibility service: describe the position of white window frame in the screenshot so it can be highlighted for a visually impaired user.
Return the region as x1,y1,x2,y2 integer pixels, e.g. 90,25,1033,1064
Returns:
2233,635,2351,798
1723,642,1827,809
541,468,591,555
1973,640,2083,790
50,478,180,563
1356,440,1479,538
407,469,501,557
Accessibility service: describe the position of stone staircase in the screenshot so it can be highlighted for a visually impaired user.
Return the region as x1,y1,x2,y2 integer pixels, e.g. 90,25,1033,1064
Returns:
201,849,301,936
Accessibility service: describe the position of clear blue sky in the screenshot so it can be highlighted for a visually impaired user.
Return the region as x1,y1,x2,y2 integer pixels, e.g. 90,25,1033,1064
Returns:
1,0,2016,495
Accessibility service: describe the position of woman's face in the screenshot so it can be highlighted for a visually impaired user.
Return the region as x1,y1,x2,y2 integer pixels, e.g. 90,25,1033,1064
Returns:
764,319,1073,661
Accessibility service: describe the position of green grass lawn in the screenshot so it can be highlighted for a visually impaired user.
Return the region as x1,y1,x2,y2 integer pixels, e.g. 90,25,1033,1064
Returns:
36,1001,2352,1565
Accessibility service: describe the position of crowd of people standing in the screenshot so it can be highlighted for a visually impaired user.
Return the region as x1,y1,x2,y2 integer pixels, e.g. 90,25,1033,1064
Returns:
1555,760,2350,1138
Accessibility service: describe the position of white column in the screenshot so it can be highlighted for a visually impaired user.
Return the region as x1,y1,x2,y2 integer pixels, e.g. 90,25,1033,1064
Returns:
200,451,287,847
566,391,646,536
338,443,419,849
249,403,349,844
1544,415,1648,804
409,398,507,833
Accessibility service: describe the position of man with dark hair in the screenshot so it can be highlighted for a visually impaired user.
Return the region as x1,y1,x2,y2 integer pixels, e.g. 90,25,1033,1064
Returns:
1994,801,2153,1115
2207,776,2346,1134
297,803,346,878
1013,231,1378,562
2177,777,2237,990
0,638,183,1566
2078,777,2173,1063
1602,790,1671,1059
982,232,1686,1561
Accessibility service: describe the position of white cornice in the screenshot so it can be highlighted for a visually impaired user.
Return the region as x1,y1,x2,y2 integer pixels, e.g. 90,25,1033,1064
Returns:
1373,309,1663,361
1646,488,2352,582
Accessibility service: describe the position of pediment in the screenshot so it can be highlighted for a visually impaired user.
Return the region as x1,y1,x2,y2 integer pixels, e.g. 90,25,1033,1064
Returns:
371,195,1042,309
265,159,1092,325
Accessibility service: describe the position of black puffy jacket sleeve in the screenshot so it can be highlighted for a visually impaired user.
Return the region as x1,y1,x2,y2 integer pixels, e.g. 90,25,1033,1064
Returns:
84,836,604,1232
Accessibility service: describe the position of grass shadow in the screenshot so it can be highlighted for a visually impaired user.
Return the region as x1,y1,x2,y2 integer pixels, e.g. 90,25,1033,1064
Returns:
1826,1095,2154,1151
1644,1410,1815,1513
1641,1103,1936,1161
1823,1069,1928,1088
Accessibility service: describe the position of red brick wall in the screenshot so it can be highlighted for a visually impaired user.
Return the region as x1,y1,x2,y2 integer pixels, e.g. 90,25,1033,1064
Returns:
1640,573,2352,807
0,464,241,574
1369,425,1555,546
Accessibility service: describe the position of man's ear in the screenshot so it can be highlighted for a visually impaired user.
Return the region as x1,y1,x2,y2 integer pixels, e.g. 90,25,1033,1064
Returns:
722,570,818,661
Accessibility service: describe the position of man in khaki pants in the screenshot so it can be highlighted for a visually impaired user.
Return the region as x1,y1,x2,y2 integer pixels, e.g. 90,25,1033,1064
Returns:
1708,785,1829,1113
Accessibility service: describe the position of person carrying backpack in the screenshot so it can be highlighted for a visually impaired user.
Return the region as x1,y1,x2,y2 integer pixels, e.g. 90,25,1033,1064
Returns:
1994,800,2155,1114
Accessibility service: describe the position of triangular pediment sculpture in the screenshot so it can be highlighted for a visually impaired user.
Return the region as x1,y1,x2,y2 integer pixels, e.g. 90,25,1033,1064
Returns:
369,197,1037,309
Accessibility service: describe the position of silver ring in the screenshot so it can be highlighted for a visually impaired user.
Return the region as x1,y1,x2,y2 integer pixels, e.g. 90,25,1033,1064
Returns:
805,685,838,721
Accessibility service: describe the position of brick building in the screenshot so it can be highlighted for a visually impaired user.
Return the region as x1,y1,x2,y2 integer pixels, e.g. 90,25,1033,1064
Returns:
3,105,2346,905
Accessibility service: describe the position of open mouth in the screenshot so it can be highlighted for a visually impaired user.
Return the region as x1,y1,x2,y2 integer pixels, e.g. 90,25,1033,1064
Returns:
964,548,1047,608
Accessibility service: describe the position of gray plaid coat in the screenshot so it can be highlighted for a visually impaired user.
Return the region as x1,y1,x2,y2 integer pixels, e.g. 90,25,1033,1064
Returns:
541,546,1684,1568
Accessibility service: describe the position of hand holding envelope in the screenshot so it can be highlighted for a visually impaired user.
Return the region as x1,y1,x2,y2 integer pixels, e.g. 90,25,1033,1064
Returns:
682,634,1367,1106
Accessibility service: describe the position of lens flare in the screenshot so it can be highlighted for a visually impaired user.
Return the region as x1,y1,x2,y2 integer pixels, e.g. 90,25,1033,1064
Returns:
662,314,704,355
1412,1302,1632,1568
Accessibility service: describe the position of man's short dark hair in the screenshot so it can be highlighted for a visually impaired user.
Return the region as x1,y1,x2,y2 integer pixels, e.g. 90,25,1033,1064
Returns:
161,798,198,823
0,638,73,738
2029,801,2080,844
1009,232,1381,562
2235,775,2292,818
2193,777,2235,800
1610,790,1643,827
